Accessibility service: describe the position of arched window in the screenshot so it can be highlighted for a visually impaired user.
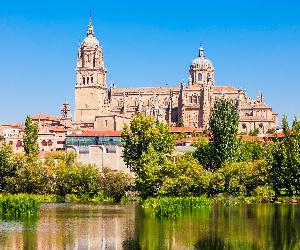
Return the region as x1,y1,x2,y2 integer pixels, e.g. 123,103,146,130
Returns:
48,140,53,146
242,123,247,129
198,72,202,81
41,140,47,146
87,77,89,84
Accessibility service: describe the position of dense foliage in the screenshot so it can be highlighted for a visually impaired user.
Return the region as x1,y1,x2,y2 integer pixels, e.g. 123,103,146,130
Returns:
121,113,174,172
119,110,300,203
0,150,133,202
268,117,300,197
23,116,39,158
209,98,239,169
121,113,174,198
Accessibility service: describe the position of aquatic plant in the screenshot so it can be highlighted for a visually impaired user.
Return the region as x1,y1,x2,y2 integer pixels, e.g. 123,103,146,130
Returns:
142,197,212,218
0,194,40,219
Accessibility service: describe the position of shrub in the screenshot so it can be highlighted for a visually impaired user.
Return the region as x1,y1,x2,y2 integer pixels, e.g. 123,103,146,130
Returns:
100,168,134,202
160,154,210,197
61,164,101,197
44,151,77,167
253,186,275,203
217,161,264,196
5,161,50,194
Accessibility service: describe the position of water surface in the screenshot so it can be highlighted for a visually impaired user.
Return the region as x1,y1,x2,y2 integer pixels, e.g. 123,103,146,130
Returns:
0,203,299,249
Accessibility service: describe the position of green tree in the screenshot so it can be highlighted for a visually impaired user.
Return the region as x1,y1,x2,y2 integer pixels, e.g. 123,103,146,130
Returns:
121,113,174,173
0,144,15,191
100,168,134,202
193,138,212,169
209,98,239,170
23,116,39,158
269,116,300,197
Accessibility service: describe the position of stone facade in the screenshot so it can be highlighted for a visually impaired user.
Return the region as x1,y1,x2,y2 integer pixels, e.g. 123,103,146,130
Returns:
74,17,278,134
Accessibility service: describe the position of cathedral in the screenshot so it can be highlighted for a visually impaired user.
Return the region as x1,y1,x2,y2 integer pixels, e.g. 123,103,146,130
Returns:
74,17,278,134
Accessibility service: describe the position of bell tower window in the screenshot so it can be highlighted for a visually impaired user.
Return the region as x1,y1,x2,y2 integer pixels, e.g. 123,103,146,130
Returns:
198,72,202,81
193,95,198,104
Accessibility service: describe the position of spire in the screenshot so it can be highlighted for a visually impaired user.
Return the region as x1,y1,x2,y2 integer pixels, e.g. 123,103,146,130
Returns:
199,45,205,57
87,13,94,36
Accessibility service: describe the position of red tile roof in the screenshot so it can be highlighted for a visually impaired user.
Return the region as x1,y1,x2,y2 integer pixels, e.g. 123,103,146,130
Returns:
176,136,208,143
169,127,203,133
48,126,68,132
31,114,60,122
238,135,264,141
66,131,122,137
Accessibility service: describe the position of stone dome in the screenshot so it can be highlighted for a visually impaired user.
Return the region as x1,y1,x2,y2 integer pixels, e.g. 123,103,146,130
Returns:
191,47,214,70
82,16,100,47
82,35,100,47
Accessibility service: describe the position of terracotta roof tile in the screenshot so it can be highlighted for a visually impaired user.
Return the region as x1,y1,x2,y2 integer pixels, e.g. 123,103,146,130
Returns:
176,136,208,143
31,114,60,122
66,131,122,137
48,126,68,132
169,127,203,133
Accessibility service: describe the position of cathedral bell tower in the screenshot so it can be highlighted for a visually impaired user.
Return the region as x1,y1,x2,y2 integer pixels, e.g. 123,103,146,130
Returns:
74,16,107,123
180,46,215,128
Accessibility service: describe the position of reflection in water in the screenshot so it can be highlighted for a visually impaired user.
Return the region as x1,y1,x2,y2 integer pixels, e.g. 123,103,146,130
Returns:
0,203,300,249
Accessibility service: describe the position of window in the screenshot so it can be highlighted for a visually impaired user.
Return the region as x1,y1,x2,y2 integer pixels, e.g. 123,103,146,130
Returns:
189,96,192,103
83,77,85,85
91,77,93,83
41,140,47,146
198,72,202,81
259,123,264,129
242,123,247,129
193,95,198,104
105,120,108,127
16,140,22,147
87,77,89,84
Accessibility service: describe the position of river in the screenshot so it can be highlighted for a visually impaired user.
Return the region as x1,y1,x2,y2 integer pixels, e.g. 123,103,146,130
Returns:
0,203,299,249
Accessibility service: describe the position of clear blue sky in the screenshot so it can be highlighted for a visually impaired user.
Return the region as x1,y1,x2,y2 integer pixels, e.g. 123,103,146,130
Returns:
0,0,299,124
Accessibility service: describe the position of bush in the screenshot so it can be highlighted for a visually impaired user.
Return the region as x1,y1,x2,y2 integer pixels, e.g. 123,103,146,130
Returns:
5,161,51,194
160,154,210,197
253,186,275,203
100,168,134,202
217,161,264,196
44,151,77,167
61,164,101,197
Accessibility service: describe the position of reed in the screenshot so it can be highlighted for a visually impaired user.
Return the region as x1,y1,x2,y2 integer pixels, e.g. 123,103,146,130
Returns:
142,196,212,218
0,194,40,219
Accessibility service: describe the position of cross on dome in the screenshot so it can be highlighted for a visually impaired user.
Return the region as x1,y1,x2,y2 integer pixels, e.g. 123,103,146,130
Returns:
87,14,94,36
